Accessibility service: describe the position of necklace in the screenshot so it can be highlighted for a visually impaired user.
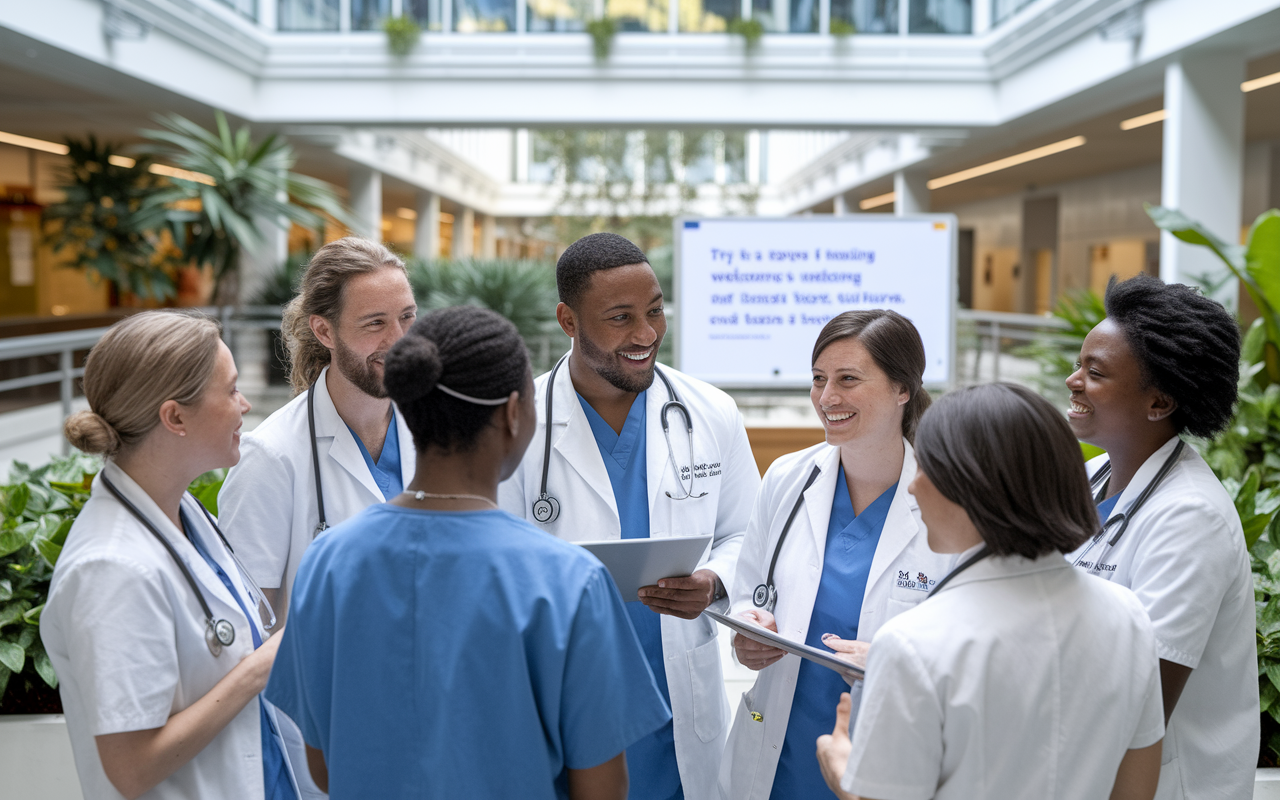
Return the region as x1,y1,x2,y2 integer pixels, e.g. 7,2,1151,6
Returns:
403,490,498,510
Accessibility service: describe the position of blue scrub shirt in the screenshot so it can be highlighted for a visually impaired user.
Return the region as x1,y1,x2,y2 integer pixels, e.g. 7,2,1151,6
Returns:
1097,492,1121,523
265,505,669,800
578,392,684,800
179,509,295,800
347,410,403,500
769,467,897,800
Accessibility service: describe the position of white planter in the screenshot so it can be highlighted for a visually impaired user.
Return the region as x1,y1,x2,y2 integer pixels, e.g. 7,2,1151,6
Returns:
0,714,83,800
3,712,1280,799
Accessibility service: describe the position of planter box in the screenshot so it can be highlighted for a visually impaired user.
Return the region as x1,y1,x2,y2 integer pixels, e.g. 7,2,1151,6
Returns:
4,712,1280,799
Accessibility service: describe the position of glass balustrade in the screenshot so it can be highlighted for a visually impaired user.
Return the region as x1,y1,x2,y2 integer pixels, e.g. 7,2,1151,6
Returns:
830,0,897,32
278,0,339,29
908,0,970,32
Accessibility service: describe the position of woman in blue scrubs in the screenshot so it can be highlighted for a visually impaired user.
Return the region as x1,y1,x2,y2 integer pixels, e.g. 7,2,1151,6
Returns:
265,306,671,800
719,310,958,800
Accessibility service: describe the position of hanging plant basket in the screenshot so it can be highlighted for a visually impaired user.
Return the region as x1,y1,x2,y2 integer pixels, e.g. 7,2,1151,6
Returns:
586,17,618,62
384,15,422,58
728,18,765,56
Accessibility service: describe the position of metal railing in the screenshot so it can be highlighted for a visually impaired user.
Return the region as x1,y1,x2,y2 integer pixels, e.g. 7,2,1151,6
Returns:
955,308,1073,386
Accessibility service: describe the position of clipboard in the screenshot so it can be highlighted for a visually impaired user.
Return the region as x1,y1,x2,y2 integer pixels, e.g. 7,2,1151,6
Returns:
577,535,713,602
704,609,865,682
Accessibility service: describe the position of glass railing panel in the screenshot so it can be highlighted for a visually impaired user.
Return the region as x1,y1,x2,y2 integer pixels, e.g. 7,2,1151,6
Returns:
908,0,970,32
404,0,444,30
278,0,339,29
830,0,897,32
679,0,740,31
454,0,517,30
606,0,669,32
351,0,392,29
751,0,818,32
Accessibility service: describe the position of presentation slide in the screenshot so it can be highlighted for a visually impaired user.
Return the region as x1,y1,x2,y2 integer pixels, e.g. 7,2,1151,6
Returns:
675,215,956,388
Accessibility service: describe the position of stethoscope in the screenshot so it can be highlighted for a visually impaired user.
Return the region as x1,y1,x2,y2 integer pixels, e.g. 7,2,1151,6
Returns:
101,474,277,657
1072,439,1186,573
750,465,992,612
306,382,329,535
531,354,706,525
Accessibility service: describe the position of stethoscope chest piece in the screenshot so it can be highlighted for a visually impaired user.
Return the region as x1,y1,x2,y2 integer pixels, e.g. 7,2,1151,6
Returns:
205,618,236,656
532,494,560,524
752,583,777,612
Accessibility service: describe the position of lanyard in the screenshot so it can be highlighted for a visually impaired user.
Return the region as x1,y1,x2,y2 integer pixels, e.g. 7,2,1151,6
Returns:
927,545,991,597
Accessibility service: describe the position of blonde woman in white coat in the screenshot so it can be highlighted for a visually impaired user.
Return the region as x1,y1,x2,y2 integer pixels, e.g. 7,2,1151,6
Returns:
719,310,957,800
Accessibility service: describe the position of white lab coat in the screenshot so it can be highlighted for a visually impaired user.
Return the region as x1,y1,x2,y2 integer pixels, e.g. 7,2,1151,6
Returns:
1071,436,1259,800
219,365,415,799
719,440,958,800
842,551,1164,800
42,460,298,800
498,360,760,800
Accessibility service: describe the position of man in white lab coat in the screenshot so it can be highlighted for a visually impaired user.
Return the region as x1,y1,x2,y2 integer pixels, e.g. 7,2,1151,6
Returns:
499,232,760,800
218,237,418,798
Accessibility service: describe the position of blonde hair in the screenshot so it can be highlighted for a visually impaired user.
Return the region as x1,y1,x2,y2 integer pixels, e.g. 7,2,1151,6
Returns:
63,311,222,457
281,237,407,394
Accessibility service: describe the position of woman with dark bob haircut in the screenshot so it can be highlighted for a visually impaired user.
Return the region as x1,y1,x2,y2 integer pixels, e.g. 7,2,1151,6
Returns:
721,310,958,800
264,306,670,800
817,383,1164,800
1065,274,1257,800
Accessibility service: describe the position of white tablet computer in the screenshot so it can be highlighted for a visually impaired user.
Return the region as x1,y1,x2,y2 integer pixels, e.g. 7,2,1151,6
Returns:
704,609,865,682
578,535,714,602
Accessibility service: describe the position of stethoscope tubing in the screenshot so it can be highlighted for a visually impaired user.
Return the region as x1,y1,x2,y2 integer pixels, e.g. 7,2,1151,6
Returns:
1074,439,1186,570
306,382,329,534
752,465,822,612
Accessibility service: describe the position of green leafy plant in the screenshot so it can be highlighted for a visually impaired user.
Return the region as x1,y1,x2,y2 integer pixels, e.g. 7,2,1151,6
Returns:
829,18,856,36
728,18,765,54
383,15,422,57
585,17,618,62
42,137,183,301
141,111,359,305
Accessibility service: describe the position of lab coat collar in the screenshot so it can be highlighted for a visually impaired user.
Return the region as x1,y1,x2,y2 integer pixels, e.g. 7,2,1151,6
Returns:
312,365,406,504
865,440,922,592
931,550,1071,595
96,461,249,627
1097,435,1184,519
803,445,842,557
547,353,619,520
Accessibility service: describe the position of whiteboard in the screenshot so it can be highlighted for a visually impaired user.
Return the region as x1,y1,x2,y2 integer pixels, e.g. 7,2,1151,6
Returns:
674,215,957,388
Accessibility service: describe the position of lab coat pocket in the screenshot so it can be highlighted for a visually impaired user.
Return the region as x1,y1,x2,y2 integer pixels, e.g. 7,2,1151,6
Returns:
687,636,727,743
719,690,766,799
884,595,922,623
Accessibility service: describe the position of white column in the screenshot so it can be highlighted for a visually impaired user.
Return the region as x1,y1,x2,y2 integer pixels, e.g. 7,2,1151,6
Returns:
479,214,497,258
414,190,441,260
349,165,383,240
452,206,475,258
894,168,929,215
832,194,847,215
1160,54,1245,308
515,129,530,183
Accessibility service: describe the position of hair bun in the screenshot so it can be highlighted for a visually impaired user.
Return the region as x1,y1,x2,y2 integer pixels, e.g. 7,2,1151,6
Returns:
64,410,123,456
384,333,443,404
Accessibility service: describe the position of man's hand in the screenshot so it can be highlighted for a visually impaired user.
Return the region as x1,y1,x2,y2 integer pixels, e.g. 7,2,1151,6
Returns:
816,693,860,800
637,569,721,620
733,609,787,670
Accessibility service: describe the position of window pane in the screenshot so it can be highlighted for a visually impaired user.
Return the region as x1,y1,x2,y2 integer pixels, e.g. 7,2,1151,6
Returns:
679,0,740,32
908,0,969,32
607,0,668,31
278,0,339,29
991,0,1034,25
682,132,716,184
405,0,444,30
527,0,592,32
830,0,896,32
750,0,816,32
351,0,391,29
455,0,516,30
215,0,258,19
724,131,747,183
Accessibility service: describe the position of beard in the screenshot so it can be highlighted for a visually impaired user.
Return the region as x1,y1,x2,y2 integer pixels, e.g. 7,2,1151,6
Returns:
576,330,658,394
333,336,388,399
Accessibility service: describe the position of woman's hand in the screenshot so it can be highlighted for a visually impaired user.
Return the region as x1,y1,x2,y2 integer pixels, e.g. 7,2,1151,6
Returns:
733,609,787,670
241,625,284,694
816,693,861,800
821,634,869,671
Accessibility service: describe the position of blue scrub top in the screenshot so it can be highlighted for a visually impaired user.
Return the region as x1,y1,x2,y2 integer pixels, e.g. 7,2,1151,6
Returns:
179,509,295,800
265,504,670,800
578,392,684,800
770,466,897,800
1096,492,1121,523
347,410,403,501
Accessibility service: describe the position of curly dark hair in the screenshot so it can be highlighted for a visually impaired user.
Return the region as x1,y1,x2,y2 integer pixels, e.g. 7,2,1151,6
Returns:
1104,274,1240,438
556,232,650,310
383,306,530,453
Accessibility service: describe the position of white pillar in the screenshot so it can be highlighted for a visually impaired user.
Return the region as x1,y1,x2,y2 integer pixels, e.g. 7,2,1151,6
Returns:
832,194,847,216
452,206,475,258
894,168,930,216
349,165,382,240
479,214,497,258
1160,55,1244,308
413,191,441,260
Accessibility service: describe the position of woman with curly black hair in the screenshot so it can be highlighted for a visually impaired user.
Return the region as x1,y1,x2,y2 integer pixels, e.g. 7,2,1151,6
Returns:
1066,274,1257,800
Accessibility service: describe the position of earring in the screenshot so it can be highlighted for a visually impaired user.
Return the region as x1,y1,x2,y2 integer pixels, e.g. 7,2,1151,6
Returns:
179,431,186,437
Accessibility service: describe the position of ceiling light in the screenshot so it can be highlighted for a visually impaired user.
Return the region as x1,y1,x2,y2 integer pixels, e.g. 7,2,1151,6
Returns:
396,207,418,220
108,155,136,168
859,192,895,210
927,136,1087,190
0,130,69,155
1120,109,1166,130
148,163,216,186
1243,71,1280,92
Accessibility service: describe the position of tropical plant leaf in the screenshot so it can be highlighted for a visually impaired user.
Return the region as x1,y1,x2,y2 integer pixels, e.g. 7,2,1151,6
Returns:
0,641,24,674
0,521,38,559
1247,211,1280,312
33,649,57,689
0,600,32,630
